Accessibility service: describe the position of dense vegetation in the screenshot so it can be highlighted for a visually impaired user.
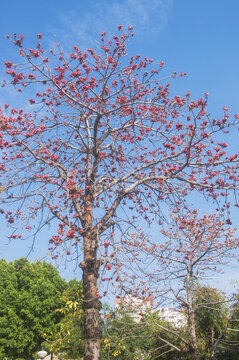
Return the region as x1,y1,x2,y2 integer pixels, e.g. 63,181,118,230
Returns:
0,258,82,359
0,259,238,359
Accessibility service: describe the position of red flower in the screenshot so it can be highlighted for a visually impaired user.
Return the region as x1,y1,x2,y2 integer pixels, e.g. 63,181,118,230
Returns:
176,122,183,130
28,74,36,80
37,33,42,39
4,61,12,68
118,25,123,31
66,228,75,238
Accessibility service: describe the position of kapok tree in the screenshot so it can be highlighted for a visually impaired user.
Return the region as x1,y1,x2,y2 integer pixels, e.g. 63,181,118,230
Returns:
0,26,239,360
125,211,238,360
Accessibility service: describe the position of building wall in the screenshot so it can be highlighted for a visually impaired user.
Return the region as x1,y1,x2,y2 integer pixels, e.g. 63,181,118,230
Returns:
114,295,186,327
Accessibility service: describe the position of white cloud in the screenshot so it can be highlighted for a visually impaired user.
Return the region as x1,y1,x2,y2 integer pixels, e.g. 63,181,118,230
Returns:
48,0,172,50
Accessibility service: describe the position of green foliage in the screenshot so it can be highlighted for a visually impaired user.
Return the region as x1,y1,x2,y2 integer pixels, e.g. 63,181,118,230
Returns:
195,286,228,336
102,311,152,359
100,287,238,360
0,258,79,359
220,294,239,360
45,279,84,359
101,309,189,360
194,285,228,359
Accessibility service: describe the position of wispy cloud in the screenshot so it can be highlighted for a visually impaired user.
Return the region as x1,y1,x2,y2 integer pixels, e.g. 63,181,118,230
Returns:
48,0,172,50
1,0,172,110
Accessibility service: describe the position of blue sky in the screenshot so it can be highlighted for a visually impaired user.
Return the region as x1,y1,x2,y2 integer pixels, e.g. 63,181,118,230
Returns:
0,0,239,288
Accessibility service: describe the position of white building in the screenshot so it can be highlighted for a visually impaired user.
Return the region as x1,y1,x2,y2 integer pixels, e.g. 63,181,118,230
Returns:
114,294,154,322
114,295,186,327
157,307,186,328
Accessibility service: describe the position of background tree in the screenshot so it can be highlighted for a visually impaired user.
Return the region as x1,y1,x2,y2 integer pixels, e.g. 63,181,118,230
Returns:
101,288,237,360
102,304,194,360
1,26,239,359
0,258,70,359
193,286,229,360
120,210,238,360
219,293,239,360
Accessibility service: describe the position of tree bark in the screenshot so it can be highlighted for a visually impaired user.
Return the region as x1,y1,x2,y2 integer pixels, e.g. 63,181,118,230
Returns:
187,304,200,360
186,274,200,360
81,235,102,360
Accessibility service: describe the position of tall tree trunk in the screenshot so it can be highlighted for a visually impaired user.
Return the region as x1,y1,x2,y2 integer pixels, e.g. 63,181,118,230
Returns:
81,233,102,360
187,303,200,360
186,274,200,360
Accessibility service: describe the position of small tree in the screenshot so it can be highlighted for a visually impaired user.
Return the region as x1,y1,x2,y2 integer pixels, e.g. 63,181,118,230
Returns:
123,211,238,360
1,27,239,359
